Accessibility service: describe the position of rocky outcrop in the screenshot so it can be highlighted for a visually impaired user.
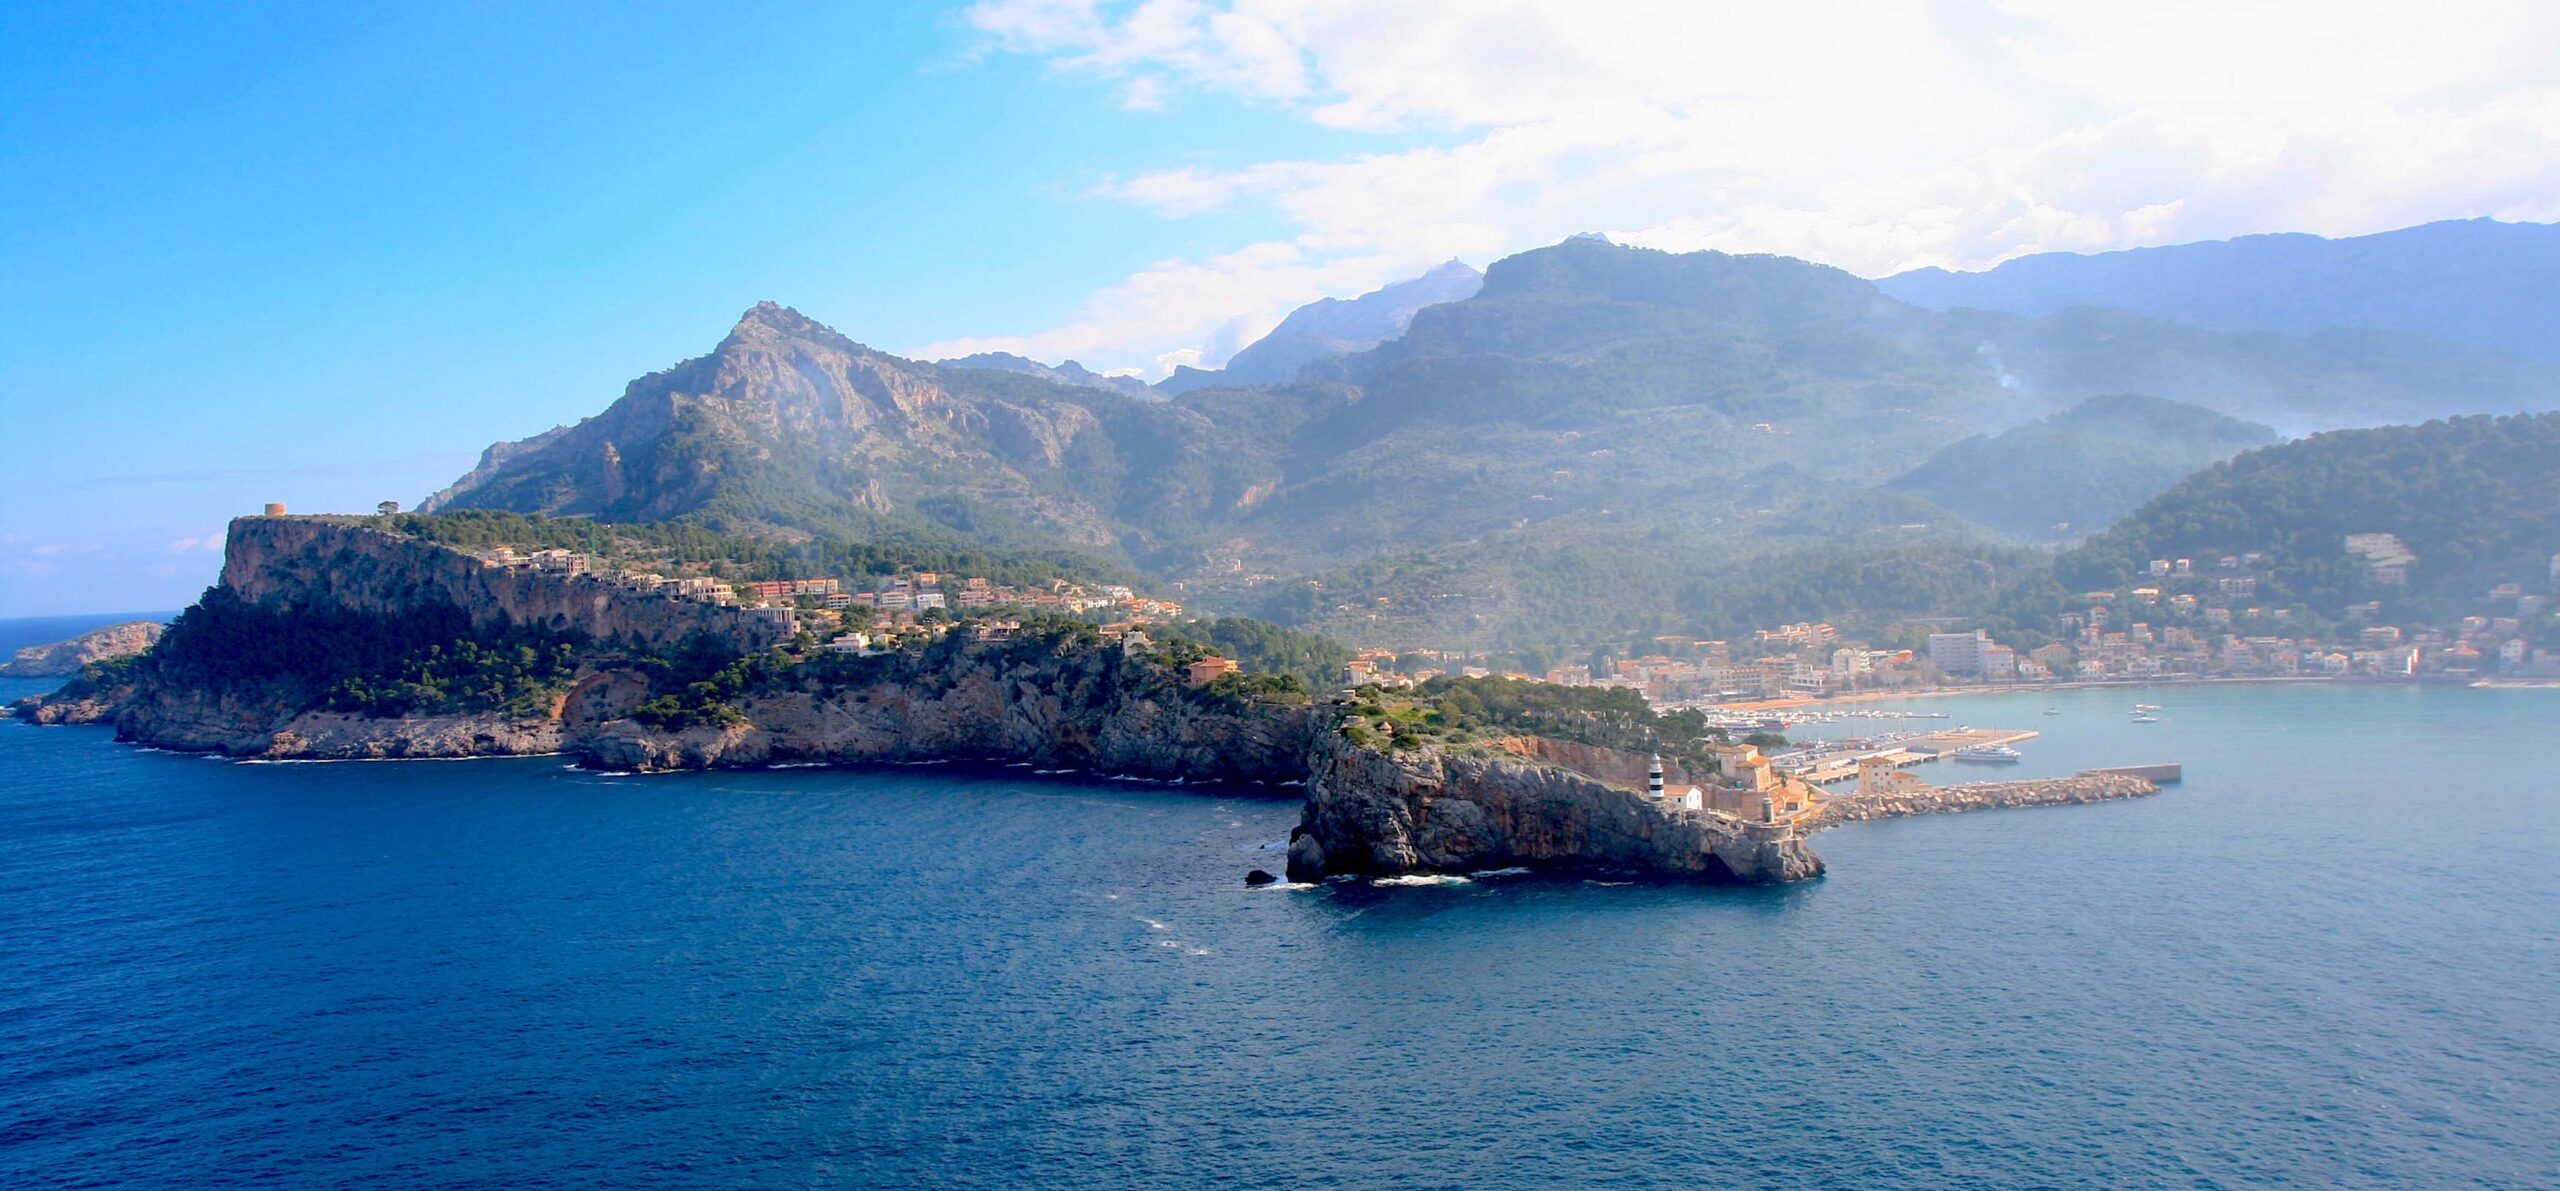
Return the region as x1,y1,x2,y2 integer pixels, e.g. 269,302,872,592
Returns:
1292,734,1821,884
15,677,561,759
0,620,163,677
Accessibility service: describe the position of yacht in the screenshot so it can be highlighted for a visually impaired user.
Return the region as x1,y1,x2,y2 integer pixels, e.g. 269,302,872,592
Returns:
2131,713,2161,724
1953,744,2024,763
2131,703,2162,713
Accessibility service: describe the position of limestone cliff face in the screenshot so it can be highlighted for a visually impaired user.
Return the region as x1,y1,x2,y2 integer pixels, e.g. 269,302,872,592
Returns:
0,620,163,677
1292,734,1822,884
223,517,782,653
418,302,1173,550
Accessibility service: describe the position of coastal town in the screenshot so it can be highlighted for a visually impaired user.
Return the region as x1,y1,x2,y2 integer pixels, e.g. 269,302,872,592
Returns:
1336,541,2560,700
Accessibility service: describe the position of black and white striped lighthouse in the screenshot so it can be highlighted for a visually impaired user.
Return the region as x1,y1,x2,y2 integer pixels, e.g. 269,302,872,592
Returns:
1648,754,1665,801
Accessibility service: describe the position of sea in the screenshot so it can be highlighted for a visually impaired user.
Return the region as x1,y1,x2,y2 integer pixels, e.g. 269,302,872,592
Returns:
2,624,2555,1186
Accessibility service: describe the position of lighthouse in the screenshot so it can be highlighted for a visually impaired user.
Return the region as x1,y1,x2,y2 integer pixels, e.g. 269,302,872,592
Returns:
1648,754,1665,801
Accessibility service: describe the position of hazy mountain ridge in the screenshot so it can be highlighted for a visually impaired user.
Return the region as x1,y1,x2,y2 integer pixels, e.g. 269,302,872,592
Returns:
937,351,1153,399
1158,260,1483,394
1882,218,2560,365
1887,394,2280,540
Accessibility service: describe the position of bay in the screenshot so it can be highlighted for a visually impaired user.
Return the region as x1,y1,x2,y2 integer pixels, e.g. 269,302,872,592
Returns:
2,671,2554,1188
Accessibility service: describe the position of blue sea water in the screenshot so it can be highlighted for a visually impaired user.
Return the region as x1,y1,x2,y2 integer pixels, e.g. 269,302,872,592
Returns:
2,668,2555,1189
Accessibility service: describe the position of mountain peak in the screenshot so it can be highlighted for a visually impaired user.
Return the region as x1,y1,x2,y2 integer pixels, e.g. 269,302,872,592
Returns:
734,300,814,333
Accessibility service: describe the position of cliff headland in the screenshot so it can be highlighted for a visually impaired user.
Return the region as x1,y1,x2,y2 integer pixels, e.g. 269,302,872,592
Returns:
1,620,164,678
16,517,2161,885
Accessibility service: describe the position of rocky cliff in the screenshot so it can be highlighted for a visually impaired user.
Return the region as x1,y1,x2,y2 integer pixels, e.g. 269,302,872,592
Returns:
224,517,782,653
0,620,163,677
1289,734,1820,885
571,642,1328,783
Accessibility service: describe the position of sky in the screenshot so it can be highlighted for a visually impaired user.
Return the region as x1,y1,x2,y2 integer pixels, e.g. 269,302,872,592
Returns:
5,1,2559,617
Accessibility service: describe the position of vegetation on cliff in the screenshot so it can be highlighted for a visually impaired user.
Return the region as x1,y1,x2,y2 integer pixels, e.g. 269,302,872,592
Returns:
117,587,584,717
1338,676,1717,771
1149,616,1351,692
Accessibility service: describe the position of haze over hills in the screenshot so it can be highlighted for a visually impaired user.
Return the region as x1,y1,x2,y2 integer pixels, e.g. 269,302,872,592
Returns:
1887,395,2279,541
1157,260,1483,395
424,236,2560,653
1880,218,2560,365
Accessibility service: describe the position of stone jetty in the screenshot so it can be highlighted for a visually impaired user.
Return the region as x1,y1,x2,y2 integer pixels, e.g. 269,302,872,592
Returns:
1807,771,2159,828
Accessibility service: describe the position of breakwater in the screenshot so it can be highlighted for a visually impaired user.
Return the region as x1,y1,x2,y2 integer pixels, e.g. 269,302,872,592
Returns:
1808,771,2159,828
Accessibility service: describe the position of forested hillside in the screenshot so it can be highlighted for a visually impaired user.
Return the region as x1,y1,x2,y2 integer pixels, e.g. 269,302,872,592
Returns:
2057,413,2560,614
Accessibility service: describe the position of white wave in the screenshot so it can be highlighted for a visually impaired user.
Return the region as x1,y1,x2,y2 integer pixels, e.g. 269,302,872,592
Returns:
1252,881,1318,892
1373,874,1472,887
1137,917,1171,931
1469,867,1534,878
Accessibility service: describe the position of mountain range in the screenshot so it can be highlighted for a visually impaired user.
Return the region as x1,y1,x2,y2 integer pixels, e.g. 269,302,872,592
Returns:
1880,218,2560,365
423,229,2560,653
935,351,1152,399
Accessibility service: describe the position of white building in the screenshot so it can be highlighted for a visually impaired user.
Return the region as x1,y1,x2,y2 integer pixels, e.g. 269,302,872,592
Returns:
1928,631,1991,676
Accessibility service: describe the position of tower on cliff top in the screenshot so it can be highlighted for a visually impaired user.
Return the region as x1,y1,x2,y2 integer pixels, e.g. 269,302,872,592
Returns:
262,502,287,517
1647,754,1665,801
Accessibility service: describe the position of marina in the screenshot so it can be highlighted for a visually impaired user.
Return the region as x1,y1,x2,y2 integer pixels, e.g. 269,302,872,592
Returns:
1772,725,2046,786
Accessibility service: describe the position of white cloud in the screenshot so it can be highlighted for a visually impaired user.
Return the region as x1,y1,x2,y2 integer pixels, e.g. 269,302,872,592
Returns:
960,0,2560,373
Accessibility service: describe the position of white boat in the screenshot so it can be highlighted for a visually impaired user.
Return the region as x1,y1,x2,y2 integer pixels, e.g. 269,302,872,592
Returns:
2131,713,2160,724
2131,703,2161,713
1953,744,2024,762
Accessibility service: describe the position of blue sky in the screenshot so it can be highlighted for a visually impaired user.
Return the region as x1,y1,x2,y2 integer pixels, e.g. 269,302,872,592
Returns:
0,2,1376,615
6,1,2558,616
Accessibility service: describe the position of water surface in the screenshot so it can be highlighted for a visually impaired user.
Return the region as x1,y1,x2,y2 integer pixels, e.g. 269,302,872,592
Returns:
2,675,2554,1188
